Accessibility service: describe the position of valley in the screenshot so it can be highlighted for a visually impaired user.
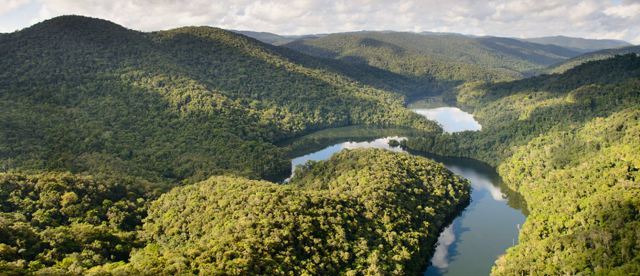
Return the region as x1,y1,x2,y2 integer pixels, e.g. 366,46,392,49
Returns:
1,13,639,275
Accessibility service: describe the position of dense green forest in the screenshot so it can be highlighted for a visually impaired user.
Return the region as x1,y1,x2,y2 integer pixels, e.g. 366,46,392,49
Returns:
2,13,639,275
0,15,470,275
403,54,640,274
545,46,640,74
0,16,438,185
0,149,470,274
283,31,583,99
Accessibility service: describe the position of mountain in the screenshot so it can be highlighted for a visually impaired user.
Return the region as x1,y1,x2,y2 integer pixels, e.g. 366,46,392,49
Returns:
230,30,323,45
545,45,640,74
0,15,456,274
523,35,632,52
404,54,640,274
120,149,469,274
0,15,438,185
283,31,583,98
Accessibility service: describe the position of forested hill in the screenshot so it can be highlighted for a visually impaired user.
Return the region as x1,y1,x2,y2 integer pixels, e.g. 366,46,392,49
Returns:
545,45,640,74
283,31,583,96
230,30,321,45
522,35,632,52
404,54,640,274
0,15,438,185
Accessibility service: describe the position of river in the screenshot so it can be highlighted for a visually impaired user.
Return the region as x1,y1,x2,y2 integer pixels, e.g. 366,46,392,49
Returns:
284,107,526,275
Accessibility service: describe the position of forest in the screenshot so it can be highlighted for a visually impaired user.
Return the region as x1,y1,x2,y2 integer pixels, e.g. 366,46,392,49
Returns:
403,54,640,274
0,149,470,275
0,15,461,274
1,13,640,275
0,16,438,186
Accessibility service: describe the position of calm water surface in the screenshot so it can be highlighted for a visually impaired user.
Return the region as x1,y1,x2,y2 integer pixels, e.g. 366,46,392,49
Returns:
286,107,526,276
413,107,482,133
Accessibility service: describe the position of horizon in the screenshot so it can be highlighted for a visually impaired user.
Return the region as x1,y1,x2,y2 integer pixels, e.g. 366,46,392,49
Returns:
1,0,639,44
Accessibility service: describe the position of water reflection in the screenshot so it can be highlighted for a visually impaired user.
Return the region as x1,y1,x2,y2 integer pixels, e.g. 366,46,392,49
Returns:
281,107,525,276
287,136,405,180
421,155,525,276
413,107,482,133
431,225,456,269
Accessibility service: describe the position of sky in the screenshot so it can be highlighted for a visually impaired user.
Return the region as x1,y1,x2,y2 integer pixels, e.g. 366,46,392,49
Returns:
1,0,639,43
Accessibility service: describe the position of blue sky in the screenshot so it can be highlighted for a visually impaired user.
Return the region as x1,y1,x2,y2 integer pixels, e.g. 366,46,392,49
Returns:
1,0,639,43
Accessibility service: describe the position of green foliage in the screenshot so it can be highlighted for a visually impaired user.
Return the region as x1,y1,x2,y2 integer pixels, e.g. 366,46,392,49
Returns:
0,172,150,273
404,54,640,274
284,32,582,99
111,149,469,275
522,36,631,53
0,15,438,184
405,54,640,165
494,109,640,274
545,46,640,74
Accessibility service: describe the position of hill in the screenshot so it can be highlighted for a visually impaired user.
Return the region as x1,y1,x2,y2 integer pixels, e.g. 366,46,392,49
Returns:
545,45,640,74
0,149,470,274
523,35,632,52
230,30,323,45
0,15,438,185
283,31,582,98
403,54,640,274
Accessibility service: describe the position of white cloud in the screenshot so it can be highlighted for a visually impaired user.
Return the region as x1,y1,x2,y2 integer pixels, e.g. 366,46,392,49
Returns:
1,0,638,43
605,3,640,18
0,0,30,15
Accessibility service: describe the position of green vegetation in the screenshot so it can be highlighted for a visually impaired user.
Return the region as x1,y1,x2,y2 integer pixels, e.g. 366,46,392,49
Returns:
230,30,320,46
0,172,150,274
0,16,468,274
546,46,640,74
3,13,636,275
493,108,640,274
0,149,469,274
403,54,640,274
0,15,438,185
522,35,632,53
284,31,582,99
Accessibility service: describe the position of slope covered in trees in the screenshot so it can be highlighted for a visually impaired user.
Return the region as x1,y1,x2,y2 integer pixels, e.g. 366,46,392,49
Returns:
230,30,322,45
0,149,470,274
545,46,640,74
403,54,640,274
283,31,583,99
0,172,151,274
522,35,632,53
0,15,438,185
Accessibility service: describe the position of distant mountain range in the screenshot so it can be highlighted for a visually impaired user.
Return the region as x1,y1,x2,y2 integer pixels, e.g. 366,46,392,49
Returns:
545,45,640,74
238,30,632,52
281,31,583,85
521,35,632,52
231,30,325,45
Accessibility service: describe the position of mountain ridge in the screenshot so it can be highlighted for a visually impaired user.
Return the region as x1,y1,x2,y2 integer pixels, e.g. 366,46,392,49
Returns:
522,35,632,52
0,15,437,184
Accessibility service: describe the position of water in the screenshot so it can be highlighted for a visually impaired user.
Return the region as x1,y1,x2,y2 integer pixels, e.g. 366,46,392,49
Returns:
419,154,526,276
284,107,526,275
413,107,482,133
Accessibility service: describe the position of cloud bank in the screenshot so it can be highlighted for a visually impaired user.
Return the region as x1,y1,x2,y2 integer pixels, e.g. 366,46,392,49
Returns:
1,0,639,43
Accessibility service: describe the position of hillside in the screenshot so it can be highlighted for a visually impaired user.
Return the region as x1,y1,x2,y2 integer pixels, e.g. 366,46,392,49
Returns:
0,149,470,274
403,54,640,274
523,35,632,52
0,15,438,185
545,45,640,74
283,32,582,99
230,30,323,45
